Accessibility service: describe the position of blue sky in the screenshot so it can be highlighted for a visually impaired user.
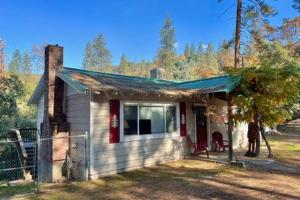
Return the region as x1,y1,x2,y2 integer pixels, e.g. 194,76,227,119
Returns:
0,0,298,68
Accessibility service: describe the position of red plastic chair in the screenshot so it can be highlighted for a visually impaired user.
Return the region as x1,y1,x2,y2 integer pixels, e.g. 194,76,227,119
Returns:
187,135,209,158
212,131,228,152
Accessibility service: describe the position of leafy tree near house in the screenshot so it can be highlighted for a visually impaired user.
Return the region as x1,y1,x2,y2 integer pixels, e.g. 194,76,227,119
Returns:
157,15,177,79
0,74,24,138
226,40,300,158
8,49,22,73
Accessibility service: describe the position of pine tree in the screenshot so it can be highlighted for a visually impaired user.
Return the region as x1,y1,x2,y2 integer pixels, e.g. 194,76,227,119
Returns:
0,39,4,77
82,42,96,70
293,0,300,12
31,45,45,74
190,43,197,63
184,44,191,60
8,49,22,73
119,54,130,74
22,52,32,74
82,34,112,71
93,34,112,70
157,15,177,79
218,40,234,68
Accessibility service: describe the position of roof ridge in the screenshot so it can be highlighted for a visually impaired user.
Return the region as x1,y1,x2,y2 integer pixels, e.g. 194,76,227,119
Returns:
63,67,178,84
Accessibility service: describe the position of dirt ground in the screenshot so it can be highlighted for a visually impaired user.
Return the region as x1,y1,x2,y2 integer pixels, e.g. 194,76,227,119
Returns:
14,130,300,200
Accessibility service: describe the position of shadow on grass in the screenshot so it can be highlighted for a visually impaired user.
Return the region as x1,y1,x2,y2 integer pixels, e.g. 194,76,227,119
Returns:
28,160,300,200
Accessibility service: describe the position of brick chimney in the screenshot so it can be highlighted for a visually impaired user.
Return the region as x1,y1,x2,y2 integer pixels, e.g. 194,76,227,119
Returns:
150,68,166,79
43,44,68,137
41,45,69,182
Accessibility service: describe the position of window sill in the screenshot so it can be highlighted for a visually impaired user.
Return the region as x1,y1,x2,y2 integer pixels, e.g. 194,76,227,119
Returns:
122,132,180,142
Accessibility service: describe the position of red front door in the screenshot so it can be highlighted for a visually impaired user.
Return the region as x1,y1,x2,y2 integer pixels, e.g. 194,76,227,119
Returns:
195,106,207,147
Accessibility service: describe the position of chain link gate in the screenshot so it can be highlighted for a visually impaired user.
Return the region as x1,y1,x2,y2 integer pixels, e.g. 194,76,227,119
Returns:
0,138,38,198
0,130,88,198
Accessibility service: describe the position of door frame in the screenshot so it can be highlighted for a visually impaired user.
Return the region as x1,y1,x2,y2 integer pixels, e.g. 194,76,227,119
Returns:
193,104,211,150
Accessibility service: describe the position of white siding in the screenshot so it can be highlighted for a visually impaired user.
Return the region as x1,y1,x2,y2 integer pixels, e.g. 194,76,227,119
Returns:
65,85,90,180
90,94,188,178
36,94,44,133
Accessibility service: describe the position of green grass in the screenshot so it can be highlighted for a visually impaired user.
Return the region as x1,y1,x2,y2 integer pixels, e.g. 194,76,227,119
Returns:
0,182,36,198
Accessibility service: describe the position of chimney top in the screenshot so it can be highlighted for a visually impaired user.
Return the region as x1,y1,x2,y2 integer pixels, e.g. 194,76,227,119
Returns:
150,68,166,79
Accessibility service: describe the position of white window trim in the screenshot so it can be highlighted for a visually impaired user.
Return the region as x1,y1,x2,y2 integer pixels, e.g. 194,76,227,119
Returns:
120,101,180,142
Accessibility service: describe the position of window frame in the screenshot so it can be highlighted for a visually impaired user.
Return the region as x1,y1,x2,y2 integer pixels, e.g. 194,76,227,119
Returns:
120,101,180,142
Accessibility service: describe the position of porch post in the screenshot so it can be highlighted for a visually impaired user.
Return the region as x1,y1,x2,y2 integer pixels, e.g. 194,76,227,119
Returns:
227,93,234,162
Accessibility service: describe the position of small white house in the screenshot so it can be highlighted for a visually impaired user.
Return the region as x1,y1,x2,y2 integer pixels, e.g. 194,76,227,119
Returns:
29,45,247,181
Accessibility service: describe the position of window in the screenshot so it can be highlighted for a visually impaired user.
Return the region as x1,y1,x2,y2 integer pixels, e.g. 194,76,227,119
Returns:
123,102,178,137
166,106,176,133
124,106,138,135
139,106,164,134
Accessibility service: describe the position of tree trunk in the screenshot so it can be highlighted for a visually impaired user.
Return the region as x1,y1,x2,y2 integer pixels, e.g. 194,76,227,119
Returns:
234,0,243,68
258,119,274,158
227,94,234,161
253,103,260,156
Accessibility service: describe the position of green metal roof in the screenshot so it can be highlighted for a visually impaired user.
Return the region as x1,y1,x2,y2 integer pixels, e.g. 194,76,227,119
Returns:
174,75,241,94
29,67,240,104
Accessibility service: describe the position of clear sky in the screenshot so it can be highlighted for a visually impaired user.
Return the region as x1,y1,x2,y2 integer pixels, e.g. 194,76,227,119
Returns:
0,0,298,68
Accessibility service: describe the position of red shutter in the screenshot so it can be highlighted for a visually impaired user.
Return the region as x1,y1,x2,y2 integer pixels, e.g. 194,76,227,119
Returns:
109,100,120,143
180,102,187,137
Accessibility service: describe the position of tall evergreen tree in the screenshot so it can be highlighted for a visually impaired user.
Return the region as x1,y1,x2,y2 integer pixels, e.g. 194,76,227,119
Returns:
119,54,130,74
157,15,177,79
218,40,234,68
293,0,300,12
184,44,191,60
93,34,112,70
22,52,32,75
82,42,96,70
190,43,197,62
82,34,112,71
31,45,45,74
8,49,22,73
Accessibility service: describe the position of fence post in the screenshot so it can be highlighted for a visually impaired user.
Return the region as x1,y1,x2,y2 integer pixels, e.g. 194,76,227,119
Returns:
36,130,40,194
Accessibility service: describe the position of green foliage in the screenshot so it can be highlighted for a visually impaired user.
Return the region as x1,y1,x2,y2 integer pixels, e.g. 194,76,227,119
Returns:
8,50,22,73
0,74,24,138
157,15,177,78
293,0,300,12
22,52,32,74
119,54,130,75
226,41,300,127
82,34,112,71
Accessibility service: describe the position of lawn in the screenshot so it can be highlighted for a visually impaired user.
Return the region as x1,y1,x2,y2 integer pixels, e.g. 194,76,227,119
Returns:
9,130,300,200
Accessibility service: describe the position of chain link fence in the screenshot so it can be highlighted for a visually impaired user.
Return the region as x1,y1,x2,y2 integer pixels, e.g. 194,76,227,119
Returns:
0,130,88,198
0,139,38,198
